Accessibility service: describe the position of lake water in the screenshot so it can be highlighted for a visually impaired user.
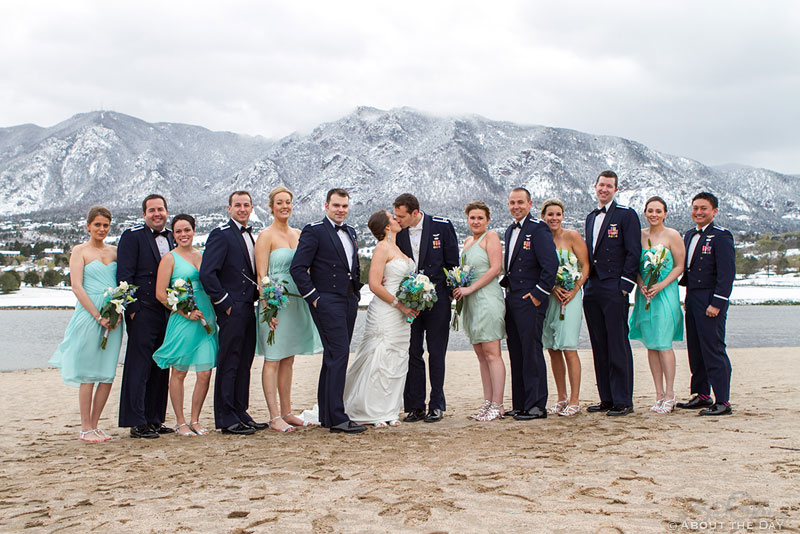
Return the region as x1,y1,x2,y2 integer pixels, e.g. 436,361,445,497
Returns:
1,306,798,372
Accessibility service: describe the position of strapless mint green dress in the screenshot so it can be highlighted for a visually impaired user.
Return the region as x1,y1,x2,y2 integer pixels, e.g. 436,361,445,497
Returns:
543,249,583,350
49,260,123,387
152,252,218,372
460,233,506,344
256,248,322,360
629,248,684,350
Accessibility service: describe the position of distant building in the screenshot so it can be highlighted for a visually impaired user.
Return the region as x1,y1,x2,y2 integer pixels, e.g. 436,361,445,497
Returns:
43,248,64,255
0,250,21,256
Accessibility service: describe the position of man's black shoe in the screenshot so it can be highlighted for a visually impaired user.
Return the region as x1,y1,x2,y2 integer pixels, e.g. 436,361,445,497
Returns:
221,422,256,435
424,409,443,423
607,405,634,417
130,425,159,439
404,409,426,423
699,403,732,416
330,421,367,434
513,407,546,420
586,402,613,413
676,396,714,410
244,420,269,431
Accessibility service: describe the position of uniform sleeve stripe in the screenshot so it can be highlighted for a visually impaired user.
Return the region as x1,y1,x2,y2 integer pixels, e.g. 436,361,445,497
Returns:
536,284,551,296
713,294,729,301
621,276,636,285
302,289,316,299
213,293,229,305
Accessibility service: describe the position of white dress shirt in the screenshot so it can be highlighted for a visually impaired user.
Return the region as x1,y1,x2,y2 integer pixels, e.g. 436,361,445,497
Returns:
327,216,355,270
687,223,710,268
592,207,607,251
408,211,425,263
232,219,256,273
507,218,523,271
153,232,170,258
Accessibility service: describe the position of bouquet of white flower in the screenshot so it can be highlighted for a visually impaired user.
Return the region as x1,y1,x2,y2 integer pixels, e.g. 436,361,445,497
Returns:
99,281,138,349
166,278,213,334
643,240,669,310
443,263,475,330
396,273,438,324
555,250,581,320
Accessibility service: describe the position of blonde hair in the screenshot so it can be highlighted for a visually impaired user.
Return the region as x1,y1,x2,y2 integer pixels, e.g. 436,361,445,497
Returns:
540,198,565,217
269,186,293,208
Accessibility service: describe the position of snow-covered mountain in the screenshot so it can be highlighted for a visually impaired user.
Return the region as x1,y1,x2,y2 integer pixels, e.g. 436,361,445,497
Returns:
1,107,798,233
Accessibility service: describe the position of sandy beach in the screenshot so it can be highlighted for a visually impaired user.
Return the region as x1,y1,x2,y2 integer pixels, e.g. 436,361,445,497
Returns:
1,348,798,533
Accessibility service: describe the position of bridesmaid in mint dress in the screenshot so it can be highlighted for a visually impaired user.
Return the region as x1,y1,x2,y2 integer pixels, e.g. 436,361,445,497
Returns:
254,186,322,432
629,196,685,414
540,199,589,416
153,214,217,436
50,206,122,443
453,201,506,422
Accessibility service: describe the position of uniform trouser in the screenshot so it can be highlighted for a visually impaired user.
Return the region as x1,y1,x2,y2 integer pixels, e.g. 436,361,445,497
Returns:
214,301,257,428
685,289,732,403
505,290,548,411
403,294,451,412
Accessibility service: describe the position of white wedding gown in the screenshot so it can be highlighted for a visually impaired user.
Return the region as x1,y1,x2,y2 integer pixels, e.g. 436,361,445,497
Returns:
344,257,414,424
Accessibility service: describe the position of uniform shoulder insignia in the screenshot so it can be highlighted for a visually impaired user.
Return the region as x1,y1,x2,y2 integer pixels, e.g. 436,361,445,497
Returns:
712,225,729,232
432,216,452,223
616,204,630,209
528,216,542,224
310,221,323,227
128,224,144,232
219,224,230,231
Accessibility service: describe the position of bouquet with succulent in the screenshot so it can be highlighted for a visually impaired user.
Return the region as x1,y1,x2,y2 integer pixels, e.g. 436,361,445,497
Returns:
396,273,438,324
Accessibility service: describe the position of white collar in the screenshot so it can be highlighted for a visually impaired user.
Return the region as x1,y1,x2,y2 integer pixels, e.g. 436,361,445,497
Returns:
409,212,425,232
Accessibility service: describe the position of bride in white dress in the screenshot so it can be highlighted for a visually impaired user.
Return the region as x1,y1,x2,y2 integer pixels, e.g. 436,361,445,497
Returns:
344,210,418,427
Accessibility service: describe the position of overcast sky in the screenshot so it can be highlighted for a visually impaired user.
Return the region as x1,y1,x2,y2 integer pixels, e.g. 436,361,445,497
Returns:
1,1,798,174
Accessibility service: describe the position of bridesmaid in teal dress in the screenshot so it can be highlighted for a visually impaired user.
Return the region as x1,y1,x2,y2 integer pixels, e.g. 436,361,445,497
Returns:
540,199,589,416
453,201,506,422
254,186,322,432
50,206,122,443
629,196,685,414
153,214,217,436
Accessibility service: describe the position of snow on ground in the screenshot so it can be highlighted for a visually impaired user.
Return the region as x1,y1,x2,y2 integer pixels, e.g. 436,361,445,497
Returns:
3,280,799,308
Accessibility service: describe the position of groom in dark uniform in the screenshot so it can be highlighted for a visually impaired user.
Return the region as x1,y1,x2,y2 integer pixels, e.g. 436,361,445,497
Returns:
200,191,265,435
290,188,365,433
117,194,175,439
394,193,459,423
501,187,558,420
583,170,641,416
677,192,735,416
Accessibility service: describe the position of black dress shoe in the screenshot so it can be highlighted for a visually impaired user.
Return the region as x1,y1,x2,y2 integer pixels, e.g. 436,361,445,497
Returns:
504,409,522,418
676,395,714,409
130,425,159,439
244,420,269,431
607,405,634,416
424,409,444,423
221,422,256,435
513,407,547,420
403,409,426,423
149,424,174,435
699,402,732,416
586,401,613,413
330,421,367,434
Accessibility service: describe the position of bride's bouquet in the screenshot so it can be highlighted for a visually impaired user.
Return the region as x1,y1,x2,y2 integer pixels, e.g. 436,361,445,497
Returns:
99,281,138,349
554,250,581,320
166,278,213,334
259,275,298,345
643,239,669,310
396,273,438,323
443,263,475,330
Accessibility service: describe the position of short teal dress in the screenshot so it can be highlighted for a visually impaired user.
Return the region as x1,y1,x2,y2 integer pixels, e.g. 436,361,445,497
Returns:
629,247,684,350
49,260,123,387
460,233,506,345
543,249,583,351
152,252,218,372
256,248,322,361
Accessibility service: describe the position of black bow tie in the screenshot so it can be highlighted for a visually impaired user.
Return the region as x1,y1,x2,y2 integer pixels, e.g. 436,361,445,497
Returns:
240,225,253,234
334,224,346,232
593,206,607,215
511,222,522,230
688,227,704,237
152,229,169,238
